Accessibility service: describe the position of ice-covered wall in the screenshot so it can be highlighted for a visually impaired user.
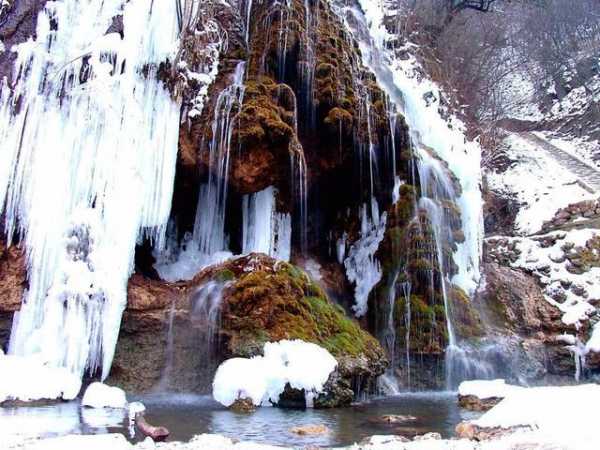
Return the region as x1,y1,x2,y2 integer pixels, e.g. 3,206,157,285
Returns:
0,0,181,381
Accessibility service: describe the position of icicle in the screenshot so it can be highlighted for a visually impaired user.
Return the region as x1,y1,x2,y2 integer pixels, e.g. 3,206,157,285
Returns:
336,232,347,264
0,0,181,381
154,61,247,281
242,186,292,261
196,61,247,256
344,197,387,317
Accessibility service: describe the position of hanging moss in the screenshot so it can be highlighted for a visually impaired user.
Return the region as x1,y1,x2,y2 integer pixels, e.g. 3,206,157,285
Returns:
449,285,485,339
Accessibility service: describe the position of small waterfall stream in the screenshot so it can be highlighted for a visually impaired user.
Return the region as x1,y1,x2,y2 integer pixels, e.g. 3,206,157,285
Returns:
156,281,228,392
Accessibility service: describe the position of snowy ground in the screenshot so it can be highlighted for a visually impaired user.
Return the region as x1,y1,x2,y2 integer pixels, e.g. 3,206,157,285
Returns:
486,134,597,235
537,131,600,170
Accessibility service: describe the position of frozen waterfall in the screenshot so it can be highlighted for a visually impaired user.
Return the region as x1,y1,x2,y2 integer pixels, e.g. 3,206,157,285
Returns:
0,0,181,380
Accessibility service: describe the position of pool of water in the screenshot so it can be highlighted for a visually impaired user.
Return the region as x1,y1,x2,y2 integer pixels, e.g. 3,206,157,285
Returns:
0,392,479,448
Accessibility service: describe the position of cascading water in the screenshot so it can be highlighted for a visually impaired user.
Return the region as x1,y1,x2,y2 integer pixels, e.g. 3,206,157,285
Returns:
190,281,226,363
377,270,401,395
156,300,177,392
0,0,180,380
155,280,229,392
290,144,309,254
332,0,494,389
299,0,319,130
242,0,254,46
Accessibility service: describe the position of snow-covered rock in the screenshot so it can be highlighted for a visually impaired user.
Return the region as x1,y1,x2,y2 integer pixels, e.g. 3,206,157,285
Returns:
457,379,523,411
458,379,521,400
473,384,600,449
212,340,337,407
81,382,127,409
0,353,81,403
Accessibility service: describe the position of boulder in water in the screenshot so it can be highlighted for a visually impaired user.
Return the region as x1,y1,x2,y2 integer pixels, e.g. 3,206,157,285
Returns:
229,398,256,413
136,415,170,441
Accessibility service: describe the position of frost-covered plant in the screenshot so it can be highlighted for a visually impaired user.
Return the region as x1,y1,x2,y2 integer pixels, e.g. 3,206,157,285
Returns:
172,0,228,120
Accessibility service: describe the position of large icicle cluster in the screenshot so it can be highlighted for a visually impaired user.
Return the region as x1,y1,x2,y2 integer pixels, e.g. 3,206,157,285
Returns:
0,0,181,381
344,198,388,317
155,185,292,282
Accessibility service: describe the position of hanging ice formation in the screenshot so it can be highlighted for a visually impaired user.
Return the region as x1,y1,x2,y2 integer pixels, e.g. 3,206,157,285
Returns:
0,0,181,380
242,187,292,262
344,198,388,317
154,60,293,282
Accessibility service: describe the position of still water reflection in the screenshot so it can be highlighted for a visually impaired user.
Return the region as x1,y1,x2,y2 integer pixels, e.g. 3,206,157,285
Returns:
0,392,478,447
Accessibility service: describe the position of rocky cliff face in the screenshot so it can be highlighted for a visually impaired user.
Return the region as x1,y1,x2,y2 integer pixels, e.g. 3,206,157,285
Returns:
0,240,26,350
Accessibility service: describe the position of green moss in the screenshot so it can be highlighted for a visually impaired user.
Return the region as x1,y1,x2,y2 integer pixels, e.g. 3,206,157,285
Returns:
214,255,384,363
449,286,484,339
214,269,235,283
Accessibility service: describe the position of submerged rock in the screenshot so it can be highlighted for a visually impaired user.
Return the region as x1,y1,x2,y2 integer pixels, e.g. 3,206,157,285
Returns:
290,424,330,435
368,415,418,425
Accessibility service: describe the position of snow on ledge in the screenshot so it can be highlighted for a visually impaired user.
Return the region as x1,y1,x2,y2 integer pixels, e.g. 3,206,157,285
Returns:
0,353,81,403
212,340,337,407
474,384,600,438
458,379,522,399
81,382,127,409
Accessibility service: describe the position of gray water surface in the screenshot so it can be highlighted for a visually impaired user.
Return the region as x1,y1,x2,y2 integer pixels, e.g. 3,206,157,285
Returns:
1,392,477,448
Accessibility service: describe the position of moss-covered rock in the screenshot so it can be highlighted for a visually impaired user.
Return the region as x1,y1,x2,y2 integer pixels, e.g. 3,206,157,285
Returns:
191,254,387,407
109,254,386,407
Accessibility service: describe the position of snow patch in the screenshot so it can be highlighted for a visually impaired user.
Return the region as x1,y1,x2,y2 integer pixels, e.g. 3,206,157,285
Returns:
81,382,127,409
486,134,596,234
212,340,337,407
474,384,600,443
0,353,81,403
